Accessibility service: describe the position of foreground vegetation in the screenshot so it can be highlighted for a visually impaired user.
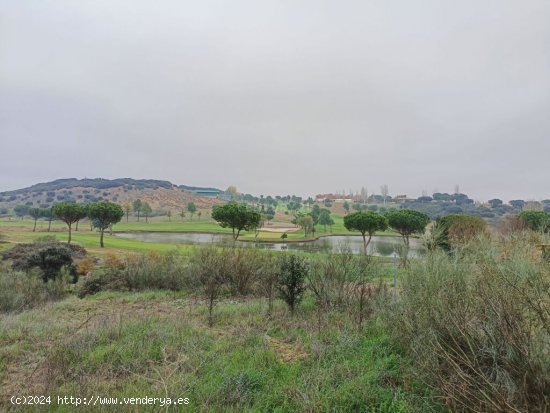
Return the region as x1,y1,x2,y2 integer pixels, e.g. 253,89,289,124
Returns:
1,292,439,412
0,225,548,412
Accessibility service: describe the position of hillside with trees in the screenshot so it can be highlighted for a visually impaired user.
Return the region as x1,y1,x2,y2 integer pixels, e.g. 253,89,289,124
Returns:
0,178,223,215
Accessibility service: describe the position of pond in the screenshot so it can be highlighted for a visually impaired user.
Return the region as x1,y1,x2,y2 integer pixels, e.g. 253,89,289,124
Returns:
115,232,424,257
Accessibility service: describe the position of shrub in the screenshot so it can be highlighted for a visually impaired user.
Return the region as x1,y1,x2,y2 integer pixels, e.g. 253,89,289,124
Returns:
518,210,550,233
308,246,361,309
77,270,128,298
123,251,188,291
277,254,308,315
191,247,230,326
436,214,487,250
225,248,263,295
422,223,446,252
104,252,126,270
255,254,279,315
78,251,190,297
149,247,266,297
0,264,70,312
22,244,77,282
498,215,527,236
75,257,95,275
383,236,550,412
1,238,83,282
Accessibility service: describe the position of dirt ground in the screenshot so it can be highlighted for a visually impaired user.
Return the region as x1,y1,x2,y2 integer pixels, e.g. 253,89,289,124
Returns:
261,222,300,233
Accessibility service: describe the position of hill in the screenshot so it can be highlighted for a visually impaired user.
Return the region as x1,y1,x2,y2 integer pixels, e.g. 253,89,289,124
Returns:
0,178,223,212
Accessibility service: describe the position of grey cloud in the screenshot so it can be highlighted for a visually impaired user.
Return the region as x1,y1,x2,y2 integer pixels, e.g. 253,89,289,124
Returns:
1,0,549,201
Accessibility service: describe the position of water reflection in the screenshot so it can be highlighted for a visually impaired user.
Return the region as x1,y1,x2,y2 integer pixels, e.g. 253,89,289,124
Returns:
115,232,423,257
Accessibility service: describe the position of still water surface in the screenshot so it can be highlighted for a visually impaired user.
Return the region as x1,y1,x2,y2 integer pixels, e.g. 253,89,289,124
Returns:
115,232,424,257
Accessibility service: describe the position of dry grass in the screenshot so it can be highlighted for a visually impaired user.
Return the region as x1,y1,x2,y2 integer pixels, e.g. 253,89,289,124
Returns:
0,289,438,412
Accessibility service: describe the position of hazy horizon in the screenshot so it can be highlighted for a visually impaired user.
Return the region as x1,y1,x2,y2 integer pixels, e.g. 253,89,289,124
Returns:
1,1,549,201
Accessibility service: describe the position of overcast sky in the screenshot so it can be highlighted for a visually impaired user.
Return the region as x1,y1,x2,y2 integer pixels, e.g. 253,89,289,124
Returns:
1,0,549,201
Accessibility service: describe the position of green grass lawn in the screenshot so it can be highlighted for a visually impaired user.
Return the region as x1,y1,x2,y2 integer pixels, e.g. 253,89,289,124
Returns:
1,216,399,242
0,230,193,255
0,217,233,233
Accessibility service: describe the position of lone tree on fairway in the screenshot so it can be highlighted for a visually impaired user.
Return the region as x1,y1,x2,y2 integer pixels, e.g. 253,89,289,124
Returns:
295,214,314,238
187,202,197,220
52,202,85,243
166,210,172,221
277,254,308,316
310,204,322,234
122,202,131,222
386,209,430,248
319,209,335,232
87,201,124,247
344,211,388,255
45,206,54,232
132,199,143,221
28,207,42,232
141,202,152,223
211,202,261,240
343,201,350,214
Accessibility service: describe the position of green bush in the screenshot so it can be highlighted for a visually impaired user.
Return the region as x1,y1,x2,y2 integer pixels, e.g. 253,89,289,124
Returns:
277,254,308,315
2,237,84,282
518,210,550,232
